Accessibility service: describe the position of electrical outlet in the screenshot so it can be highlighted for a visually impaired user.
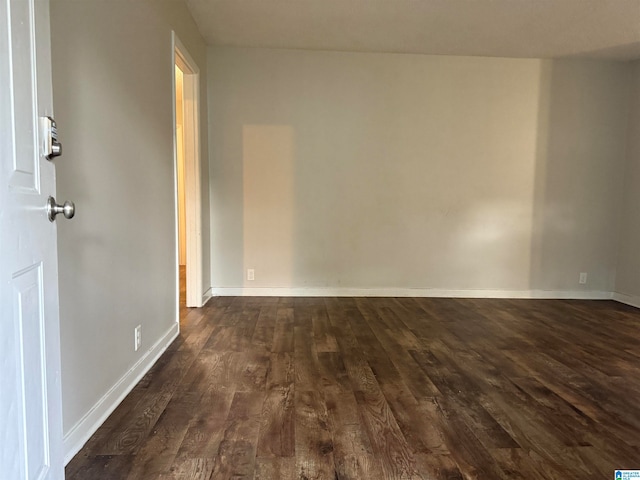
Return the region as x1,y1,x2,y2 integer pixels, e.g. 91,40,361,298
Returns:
247,269,255,281
134,325,142,351
579,272,587,285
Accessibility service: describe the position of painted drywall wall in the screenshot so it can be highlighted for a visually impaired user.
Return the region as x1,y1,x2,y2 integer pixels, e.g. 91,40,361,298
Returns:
50,0,210,453
208,47,630,294
616,60,640,302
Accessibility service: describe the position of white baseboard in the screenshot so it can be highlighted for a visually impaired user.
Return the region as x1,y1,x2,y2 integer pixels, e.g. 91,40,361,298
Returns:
62,322,180,465
210,287,613,300
202,287,213,306
612,292,640,309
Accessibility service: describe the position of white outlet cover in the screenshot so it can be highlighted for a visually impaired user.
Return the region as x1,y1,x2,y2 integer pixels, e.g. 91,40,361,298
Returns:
134,325,141,351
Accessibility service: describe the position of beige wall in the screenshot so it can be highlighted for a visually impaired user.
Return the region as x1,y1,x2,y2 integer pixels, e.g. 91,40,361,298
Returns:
208,47,630,293
51,0,210,444
616,60,640,300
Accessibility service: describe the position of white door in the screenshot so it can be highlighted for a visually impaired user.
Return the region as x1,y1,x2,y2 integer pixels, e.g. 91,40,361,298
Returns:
0,0,65,478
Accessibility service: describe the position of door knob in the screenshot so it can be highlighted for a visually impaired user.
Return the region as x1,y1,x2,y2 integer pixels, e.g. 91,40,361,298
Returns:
47,196,75,222
49,141,62,159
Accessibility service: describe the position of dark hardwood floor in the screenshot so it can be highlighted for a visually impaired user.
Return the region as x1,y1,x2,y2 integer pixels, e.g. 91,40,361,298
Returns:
179,265,189,319
66,296,640,479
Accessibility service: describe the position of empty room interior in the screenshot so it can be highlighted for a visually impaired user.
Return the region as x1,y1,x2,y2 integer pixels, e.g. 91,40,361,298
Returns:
47,0,640,478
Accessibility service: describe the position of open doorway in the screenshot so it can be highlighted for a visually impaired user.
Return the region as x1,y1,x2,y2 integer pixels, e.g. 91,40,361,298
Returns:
173,33,203,314
175,64,187,312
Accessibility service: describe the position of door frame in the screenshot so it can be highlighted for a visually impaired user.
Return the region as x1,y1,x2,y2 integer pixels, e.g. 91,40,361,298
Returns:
172,32,203,310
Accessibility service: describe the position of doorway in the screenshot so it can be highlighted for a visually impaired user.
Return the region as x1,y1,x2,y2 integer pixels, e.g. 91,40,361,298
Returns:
173,33,203,312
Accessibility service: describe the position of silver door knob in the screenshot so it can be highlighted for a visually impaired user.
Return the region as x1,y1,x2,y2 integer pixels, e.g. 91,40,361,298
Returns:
47,196,75,222
50,141,62,159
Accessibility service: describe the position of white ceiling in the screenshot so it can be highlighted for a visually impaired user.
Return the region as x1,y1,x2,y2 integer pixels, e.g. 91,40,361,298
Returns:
185,0,640,60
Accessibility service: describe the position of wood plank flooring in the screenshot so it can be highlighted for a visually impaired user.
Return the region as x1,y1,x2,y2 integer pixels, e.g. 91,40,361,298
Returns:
179,265,188,319
66,297,640,479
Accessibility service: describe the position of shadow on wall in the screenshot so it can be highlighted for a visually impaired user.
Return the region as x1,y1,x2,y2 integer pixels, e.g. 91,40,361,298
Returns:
530,61,628,293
